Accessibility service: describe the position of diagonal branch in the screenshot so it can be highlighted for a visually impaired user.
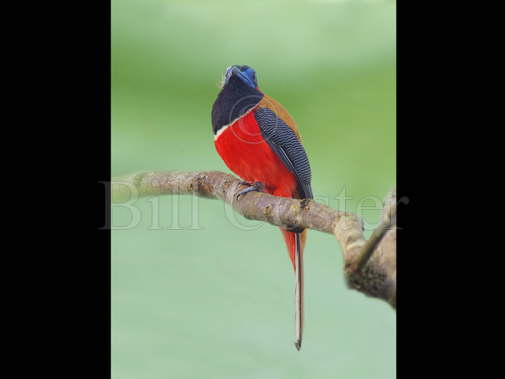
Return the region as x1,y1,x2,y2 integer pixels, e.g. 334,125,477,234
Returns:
346,192,397,274
111,170,396,309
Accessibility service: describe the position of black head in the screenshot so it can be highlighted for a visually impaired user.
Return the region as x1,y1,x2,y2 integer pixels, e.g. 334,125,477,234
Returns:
212,65,264,134
222,65,258,89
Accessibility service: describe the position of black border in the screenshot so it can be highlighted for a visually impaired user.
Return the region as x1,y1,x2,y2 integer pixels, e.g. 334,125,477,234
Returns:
96,0,111,376
36,0,112,374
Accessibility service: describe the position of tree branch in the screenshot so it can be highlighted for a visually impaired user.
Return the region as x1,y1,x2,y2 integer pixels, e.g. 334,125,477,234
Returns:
112,171,396,309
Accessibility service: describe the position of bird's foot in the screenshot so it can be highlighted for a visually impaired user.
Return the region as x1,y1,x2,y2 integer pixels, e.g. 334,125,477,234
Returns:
236,181,265,199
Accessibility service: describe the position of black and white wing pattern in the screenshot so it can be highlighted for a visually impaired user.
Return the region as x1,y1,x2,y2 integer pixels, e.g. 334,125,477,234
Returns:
254,107,313,199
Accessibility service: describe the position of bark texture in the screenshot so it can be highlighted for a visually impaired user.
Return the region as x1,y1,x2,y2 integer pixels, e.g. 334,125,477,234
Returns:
112,170,396,309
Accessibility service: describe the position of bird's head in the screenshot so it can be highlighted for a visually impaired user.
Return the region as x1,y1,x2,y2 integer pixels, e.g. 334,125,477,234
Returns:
222,65,258,89
212,65,264,134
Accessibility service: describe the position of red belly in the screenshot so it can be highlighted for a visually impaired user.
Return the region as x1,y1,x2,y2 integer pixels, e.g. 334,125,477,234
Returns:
214,111,298,198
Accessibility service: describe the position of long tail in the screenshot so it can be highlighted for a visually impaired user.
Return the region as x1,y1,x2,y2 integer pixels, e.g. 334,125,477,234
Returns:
281,229,307,351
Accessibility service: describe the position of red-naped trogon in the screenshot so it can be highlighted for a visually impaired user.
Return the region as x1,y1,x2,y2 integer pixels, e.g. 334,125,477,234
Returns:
211,65,313,350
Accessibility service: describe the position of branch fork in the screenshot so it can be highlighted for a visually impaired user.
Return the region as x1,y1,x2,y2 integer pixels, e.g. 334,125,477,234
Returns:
112,171,396,309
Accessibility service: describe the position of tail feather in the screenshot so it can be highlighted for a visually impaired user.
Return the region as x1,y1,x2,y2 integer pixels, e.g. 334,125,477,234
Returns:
280,229,306,351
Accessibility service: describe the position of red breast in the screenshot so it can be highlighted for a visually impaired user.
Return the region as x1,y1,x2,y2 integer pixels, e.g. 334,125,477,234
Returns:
214,110,298,198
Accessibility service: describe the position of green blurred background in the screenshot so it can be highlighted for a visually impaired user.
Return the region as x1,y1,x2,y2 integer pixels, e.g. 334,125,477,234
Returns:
112,1,396,378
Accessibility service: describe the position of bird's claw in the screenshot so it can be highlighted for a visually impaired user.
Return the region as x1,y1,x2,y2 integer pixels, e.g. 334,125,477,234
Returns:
236,181,265,199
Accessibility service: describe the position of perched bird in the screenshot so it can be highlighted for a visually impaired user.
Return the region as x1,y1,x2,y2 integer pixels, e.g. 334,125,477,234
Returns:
211,65,313,350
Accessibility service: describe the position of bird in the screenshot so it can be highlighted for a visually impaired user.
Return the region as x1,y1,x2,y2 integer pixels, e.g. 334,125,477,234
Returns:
211,65,313,350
